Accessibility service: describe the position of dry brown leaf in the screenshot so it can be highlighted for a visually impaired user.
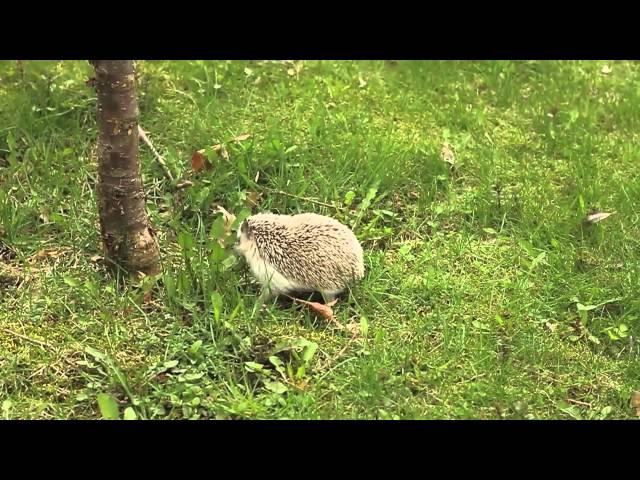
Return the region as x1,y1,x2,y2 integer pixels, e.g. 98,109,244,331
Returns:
441,142,456,166
216,206,236,226
90,255,104,263
216,206,237,245
245,191,263,208
358,74,367,88
601,65,612,75
191,151,211,172
195,143,230,163
585,212,614,224
293,297,342,327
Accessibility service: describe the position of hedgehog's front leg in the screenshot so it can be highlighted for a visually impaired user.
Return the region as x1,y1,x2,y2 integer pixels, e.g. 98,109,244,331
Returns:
251,287,275,318
258,287,274,304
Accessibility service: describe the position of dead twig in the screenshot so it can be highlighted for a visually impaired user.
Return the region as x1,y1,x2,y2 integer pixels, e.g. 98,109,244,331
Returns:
175,180,194,190
138,125,174,182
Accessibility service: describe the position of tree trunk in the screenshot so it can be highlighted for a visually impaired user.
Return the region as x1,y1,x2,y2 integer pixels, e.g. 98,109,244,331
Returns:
90,60,160,276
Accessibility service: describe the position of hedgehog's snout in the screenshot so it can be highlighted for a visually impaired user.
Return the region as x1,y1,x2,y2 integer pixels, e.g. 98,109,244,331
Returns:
232,220,250,256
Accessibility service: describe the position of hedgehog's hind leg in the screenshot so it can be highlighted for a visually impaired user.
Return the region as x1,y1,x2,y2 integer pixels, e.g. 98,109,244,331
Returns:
258,288,271,304
321,289,343,303
258,285,281,304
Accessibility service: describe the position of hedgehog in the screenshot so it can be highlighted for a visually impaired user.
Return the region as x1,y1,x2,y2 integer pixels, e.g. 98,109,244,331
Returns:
234,212,364,302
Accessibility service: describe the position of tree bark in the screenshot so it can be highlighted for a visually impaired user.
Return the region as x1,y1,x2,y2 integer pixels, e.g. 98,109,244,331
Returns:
90,60,160,276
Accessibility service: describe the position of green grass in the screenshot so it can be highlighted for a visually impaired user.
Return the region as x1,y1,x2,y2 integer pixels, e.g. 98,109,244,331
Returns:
1,60,639,419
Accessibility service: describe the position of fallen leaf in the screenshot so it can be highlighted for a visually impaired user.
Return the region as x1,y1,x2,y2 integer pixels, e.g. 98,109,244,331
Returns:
90,255,104,263
191,151,211,172
245,191,263,208
264,379,288,394
292,297,342,327
123,407,137,420
545,321,558,333
96,393,119,420
196,143,230,162
601,65,612,75
175,180,194,190
216,206,237,243
584,212,614,224
358,74,367,88
244,67,253,77
441,142,456,166
631,391,640,417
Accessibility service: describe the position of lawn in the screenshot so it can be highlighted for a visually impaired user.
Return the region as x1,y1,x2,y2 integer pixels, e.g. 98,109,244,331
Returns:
1,60,639,419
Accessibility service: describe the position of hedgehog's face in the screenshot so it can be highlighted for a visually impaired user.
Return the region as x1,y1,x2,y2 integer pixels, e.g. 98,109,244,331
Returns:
233,219,252,256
